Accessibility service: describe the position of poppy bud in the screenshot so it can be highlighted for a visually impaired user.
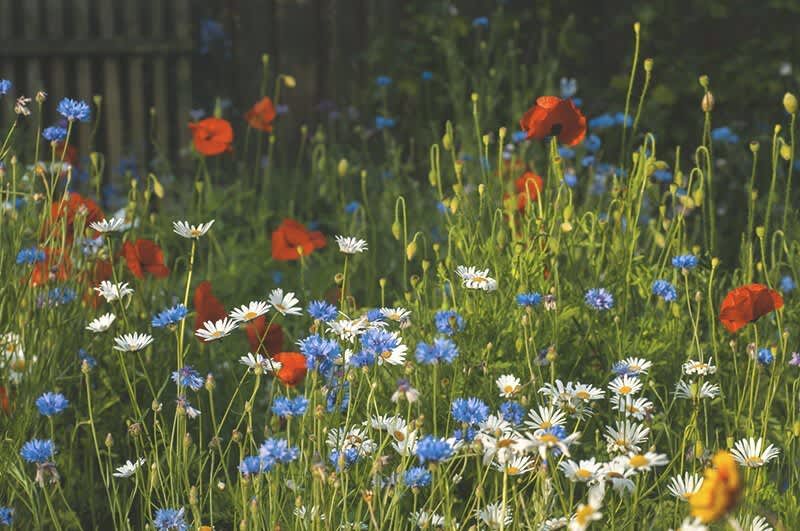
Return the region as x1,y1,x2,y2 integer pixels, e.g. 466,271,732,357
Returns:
406,240,417,261
105,433,113,448
633,21,640,33
428,169,437,187
262,53,269,66
482,134,490,146
793,421,800,438
643,58,654,72
755,226,765,239
698,75,709,89
701,92,714,112
35,90,46,103
379,278,387,289
337,159,348,177
750,141,759,153
498,126,507,140
442,133,452,151
711,257,720,268
780,144,792,161
784,92,798,114
391,220,401,241
471,92,479,103
478,183,485,197
282,75,297,88
93,94,103,106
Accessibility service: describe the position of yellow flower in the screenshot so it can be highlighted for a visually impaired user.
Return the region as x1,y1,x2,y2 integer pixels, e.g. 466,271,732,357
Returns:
689,451,741,523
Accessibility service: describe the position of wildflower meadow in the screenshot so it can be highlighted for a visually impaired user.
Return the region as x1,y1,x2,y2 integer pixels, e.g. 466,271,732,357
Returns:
1,12,800,531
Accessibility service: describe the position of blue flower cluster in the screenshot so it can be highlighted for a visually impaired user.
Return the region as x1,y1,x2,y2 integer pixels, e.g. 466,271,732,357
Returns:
16,247,45,265
35,392,69,417
57,98,91,122
415,337,459,364
171,366,204,391
152,304,188,328
651,279,677,302
415,435,454,464
434,310,464,335
20,439,55,463
451,397,489,426
584,288,614,311
239,437,299,476
672,254,698,270
153,507,188,531
404,466,432,488
272,395,309,418
516,292,542,308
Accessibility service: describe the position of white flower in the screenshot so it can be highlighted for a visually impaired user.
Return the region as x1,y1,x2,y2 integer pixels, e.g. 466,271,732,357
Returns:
94,280,134,302
682,358,717,376
195,318,238,342
374,331,407,366
229,301,270,323
335,235,368,254
456,265,498,291
614,357,653,376
667,472,703,501
370,415,408,434
409,511,444,529
326,426,377,456
89,217,127,233
477,430,524,465
476,502,512,529
113,332,154,352
568,482,605,531
560,458,602,483
611,396,654,420
525,405,567,431
1,332,34,383
570,382,606,402
598,457,636,493
492,454,536,475
479,414,513,437
496,374,521,397
172,219,215,239
391,381,419,403
670,517,708,531
521,428,581,460
112,458,146,478
608,374,642,397
604,420,649,454
744,515,773,531
328,316,369,341
379,307,412,324
269,288,302,316
675,380,720,400
730,437,780,468
540,517,569,531
390,428,418,456
239,353,281,374
625,451,668,471
86,313,116,333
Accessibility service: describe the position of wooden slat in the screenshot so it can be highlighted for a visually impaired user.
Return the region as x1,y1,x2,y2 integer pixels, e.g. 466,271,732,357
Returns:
0,38,194,56
45,0,66,126
174,0,192,161
74,0,92,157
98,0,122,187
22,0,43,99
151,0,169,157
124,1,146,169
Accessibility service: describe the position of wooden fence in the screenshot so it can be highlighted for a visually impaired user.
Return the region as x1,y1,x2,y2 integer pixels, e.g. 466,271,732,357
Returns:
0,0,193,187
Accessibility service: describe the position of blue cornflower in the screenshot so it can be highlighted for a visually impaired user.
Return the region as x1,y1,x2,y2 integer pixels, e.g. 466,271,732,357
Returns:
563,169,578,188
45,287,76,306
152,304,188,328
326,382,350,412
651,279,677,302
781,275,796,293
299,334,341,373
453,426,477,442
404,466,431,488
581,155,596,167
415,337,459,364
20,439,55,463
672,254,698,270
307,300,338,322
360,327,403,360
558,147,575,160
421,71,433,81
366,308,385,322
344,201,360,214
42,126,68,143
758,348,774,366
499,401,525,425
238,455,267,475
614,112,632,127
375,116,396,129
653,169,673,183
57,98,91,122
583,134,602,152
271,395,309,418
0,507,13,526
78,348,97,369
511,130,528,143
434,310,465,335
349,350,376,368
259,437,299,464
472,16,489,27
588,114,615,130
0,80,11,95
376,75,392,87
16,247,45,265
451,397,489,425
516,292,542,308
329,447,360,471
171,366,204,391
711,126,740,144
153,507,188,531
585,288,614,311
35,392,69,416
415,436,454,464
560,78,577,99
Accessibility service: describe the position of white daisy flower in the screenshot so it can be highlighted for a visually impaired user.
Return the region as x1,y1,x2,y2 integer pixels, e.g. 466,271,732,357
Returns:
682,358,717,376
172,219,215,239
611,396,654,420
522,428,581,461
570,382,606,402
598,457,636,493
476,502,512,529
744,515,773,531
560,458,602,483
229,301,270,323
334,235,368,254
608,374,643,397
409,511,444,529
625,451,669,471
379,307,412,324
390,428,418,456
492,454,536,475
195,318,238,342
568,481,604,531
730,437,780,468
1,332,34,383
540,517,569,531
525,405,567,431
375,331,408,366
269,288,302,316
477,430,525,465
94,280,134,302
112,457,146,478
89,217,127,233
113,332,154,352
239,353,281,374
391,380,420,403
604,420,650,454
667,472,703,501
675,380,720,400
86,313,116,333
328,316,369,341
455,265,498,291
370,414,407,433
614,356,653,376
479,414,513,437
670,517,708,531
496,374,521,397
326,426,377,456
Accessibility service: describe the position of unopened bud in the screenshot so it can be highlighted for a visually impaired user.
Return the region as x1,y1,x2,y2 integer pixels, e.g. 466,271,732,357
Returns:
701,92,714,112
643,58,653,72
784,92,798,114
337,159,348,177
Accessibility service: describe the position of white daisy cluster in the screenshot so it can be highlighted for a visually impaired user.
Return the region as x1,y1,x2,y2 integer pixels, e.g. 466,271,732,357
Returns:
675,357,720,401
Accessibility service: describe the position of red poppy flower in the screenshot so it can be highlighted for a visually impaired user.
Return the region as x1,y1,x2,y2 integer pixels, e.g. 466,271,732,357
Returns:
188,117,234,156
519,96,587,147
43,192,104,243
245,97,277,132
29,248,71,286
0,386,10,414
271,219,327,261
514,171,544,211
272,351,307,386
121,239,169,279
719,283,784,333
193,281,227,333
245,316,284,356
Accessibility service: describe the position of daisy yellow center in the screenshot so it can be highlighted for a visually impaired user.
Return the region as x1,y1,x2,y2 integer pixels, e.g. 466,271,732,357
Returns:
10,359,25,371
575,390,590,400
472,276,487,283
615,438,627,447
5,344,15,353
619,385,633,395
506,466,520,475
503,385,516,394
211,331,222,337
381,350,392,359
606,471,623,479
539,433,558,444
393,430,405,442
630,364,641,371
626,405,640,414
744,456,763,466
497,438,515,448
629,454,649,468
575,505,595,524
539,420,553,429
243,311,257,320
576,469,592,480
274,304,285,312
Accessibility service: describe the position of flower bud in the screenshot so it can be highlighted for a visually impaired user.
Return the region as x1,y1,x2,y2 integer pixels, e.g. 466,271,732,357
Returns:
784,92,798,114
643,58,654,72
337,159,348,177
471,92,479,103
698,75,709,89
750,141,760,153
282,75,296,88
701,92,714,112
105,433,114,448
